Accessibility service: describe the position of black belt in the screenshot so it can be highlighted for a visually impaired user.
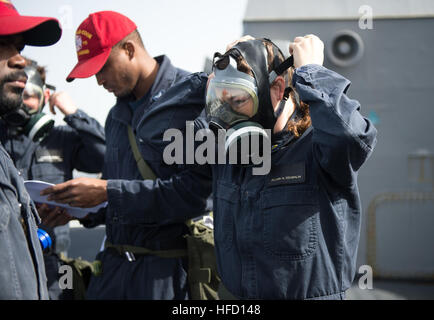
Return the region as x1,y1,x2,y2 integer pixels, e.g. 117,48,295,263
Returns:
104,239,187,262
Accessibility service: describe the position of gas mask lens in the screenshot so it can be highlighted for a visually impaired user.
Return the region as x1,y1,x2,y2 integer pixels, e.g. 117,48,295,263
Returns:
212,83,255,117
205,66,259,130
206,54,260,126
22,82,44,114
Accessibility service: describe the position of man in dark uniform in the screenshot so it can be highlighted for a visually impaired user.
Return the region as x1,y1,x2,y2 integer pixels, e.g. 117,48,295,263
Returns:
42,11,211,299
0,59,106,299
0,0,61,299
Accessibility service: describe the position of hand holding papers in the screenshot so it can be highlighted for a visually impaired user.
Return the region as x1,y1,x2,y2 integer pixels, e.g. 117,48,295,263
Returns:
25,180,107,218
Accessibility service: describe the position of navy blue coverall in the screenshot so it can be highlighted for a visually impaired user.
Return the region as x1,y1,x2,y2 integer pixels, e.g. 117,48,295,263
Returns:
84,56,211,299
211,65,377,299
0,144,48,299
0,109,105,184
0,108,106,299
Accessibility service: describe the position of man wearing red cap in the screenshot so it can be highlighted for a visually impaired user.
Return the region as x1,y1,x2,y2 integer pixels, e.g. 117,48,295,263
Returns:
0,0,61,299
42,11,211,299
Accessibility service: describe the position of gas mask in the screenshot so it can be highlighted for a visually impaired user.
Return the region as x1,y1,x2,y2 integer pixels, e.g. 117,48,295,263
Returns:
205,39,294,165
1,65,54,142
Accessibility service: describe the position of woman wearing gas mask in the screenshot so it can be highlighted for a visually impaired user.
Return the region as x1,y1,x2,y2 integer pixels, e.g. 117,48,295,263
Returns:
203,35,377,299
131,34,377,300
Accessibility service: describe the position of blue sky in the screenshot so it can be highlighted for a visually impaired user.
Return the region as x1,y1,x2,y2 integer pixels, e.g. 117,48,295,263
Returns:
14,0,248,125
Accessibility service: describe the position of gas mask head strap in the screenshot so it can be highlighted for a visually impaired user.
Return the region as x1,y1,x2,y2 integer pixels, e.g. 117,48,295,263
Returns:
264,38,294,101
229,39,276,130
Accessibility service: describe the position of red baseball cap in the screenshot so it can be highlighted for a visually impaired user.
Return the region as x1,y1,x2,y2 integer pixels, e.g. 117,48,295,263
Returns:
66,11,137,82
0,0,61,46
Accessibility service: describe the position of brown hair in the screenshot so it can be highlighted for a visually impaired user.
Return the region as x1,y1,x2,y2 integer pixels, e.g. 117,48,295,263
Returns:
285,67,311,138
234,39,311,138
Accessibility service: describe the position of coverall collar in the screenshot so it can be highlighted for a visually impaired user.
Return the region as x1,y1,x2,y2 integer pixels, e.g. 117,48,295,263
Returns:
111,55,178,127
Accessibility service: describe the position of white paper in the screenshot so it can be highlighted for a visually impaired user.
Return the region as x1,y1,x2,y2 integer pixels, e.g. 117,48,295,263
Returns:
24,180,107,219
